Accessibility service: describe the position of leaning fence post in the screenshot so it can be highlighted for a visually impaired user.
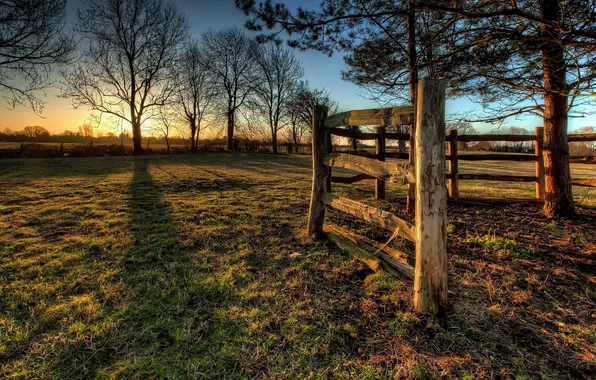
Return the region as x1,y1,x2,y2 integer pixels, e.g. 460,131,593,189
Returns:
414,79,448,315
307,105,329,237
535,126,545,199
448,130,459,198
375,126,386,200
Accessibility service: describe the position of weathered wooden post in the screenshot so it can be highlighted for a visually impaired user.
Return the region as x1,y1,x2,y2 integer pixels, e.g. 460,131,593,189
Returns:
406,106,416,213
535,126,545,199
413,79,448,315
307,105,329,236
375,126,386,200
448,130,459,198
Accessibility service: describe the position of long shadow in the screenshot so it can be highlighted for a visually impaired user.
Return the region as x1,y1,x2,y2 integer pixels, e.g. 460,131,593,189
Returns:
32,157,241,378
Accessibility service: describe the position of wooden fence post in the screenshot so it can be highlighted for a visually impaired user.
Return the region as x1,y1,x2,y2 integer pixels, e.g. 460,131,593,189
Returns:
375,126,386,200
325,123,333,192
414,79,448,315
448,130,459,198
307,105,330,237
406,106,417,213
535,126,545,199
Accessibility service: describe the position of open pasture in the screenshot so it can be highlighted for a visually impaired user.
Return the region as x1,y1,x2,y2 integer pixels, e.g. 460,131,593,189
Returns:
0,154,595,378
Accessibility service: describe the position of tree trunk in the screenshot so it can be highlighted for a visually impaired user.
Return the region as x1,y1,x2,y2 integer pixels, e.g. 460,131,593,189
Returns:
190,122,197,152
132,119,143,155
227,111,235,151
541,0,574,218
271,126,278,154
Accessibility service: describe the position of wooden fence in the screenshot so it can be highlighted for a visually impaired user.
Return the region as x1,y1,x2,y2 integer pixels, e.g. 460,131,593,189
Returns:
307,80,448,315
330,124,596,202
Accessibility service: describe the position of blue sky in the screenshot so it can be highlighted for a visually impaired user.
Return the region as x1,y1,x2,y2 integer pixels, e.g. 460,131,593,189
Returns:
1,0,594,134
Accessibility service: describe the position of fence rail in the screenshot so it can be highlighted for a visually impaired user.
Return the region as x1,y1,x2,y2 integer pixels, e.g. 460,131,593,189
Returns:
309,80,447,315
327,124,596,201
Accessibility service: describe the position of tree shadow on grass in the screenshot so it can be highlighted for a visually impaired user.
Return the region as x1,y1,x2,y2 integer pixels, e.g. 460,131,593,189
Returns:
22,157,248,379
101,157,245,378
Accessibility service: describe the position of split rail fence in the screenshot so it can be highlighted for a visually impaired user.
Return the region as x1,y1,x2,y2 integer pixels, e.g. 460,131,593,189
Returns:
307,80,448,315
330,123,596,202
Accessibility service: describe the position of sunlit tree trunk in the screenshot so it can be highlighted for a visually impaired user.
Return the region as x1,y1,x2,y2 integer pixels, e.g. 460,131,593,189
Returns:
541,0,574,218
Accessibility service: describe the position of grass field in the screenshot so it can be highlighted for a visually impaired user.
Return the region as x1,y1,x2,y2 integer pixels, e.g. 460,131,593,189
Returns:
1,154,595,379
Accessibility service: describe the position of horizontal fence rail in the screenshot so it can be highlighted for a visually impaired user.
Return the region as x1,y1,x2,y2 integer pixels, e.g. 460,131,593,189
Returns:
309,81,449,315
324,106,414,128
324,122,596,199
323,153,415,184
322,192,416,242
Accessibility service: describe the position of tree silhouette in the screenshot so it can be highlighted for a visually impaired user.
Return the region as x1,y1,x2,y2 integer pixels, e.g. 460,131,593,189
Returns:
200,28,258,151
0,0,73,114
253,43,304,153
61,0,188,154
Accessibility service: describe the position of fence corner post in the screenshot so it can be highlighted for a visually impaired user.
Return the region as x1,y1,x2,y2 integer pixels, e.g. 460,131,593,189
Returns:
535,126,545,200
307,105,329,237
448,129,459,198
414,79,448,316
375,126,386,200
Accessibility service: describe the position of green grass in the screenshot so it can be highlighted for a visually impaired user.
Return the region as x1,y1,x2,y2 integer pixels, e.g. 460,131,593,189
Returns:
1,153,595,379
466,234,532,257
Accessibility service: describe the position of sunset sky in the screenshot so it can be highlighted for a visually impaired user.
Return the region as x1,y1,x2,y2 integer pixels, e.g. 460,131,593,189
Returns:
1,0,595,135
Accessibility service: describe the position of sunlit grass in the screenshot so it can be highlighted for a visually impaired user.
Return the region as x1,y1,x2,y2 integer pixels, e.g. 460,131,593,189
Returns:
0,153,594,378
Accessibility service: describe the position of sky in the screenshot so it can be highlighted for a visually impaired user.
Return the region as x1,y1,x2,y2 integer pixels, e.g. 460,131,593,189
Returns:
1,0,595,135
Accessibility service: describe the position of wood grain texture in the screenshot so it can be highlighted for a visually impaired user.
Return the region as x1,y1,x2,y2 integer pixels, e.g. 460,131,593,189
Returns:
457,174,537,182
306,105,329,236
375,126,386,200
535,127,545,199
413,79,448,315
568,133,596,142
325,224,414,279
323,153,415,184
571,178,596,187
322,193,416,242
448,130,459,198
324,107,415,128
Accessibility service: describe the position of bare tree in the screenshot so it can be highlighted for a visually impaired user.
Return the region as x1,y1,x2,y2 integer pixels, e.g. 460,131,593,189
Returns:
253,43,304,153
200,28,257,151
284,82,339,153
78,123,94,137
23,125,50,138
176,40,215,152
0,0,73,114
569,126,596,155
150,107,179,153
61,0,188,154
